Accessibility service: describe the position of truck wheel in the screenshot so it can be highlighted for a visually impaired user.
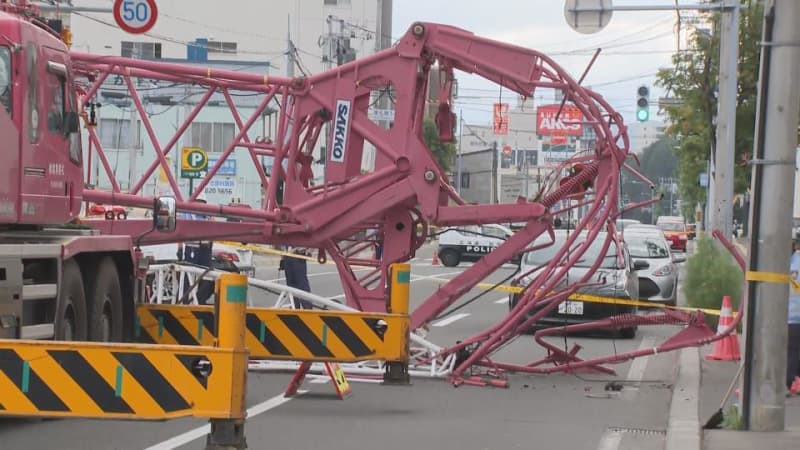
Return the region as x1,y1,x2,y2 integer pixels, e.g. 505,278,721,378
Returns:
87,257,124,342
55,260,88,341
439,249,460,267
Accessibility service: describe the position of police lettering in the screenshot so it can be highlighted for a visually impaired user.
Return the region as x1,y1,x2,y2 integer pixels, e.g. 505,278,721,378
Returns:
466,245,496,253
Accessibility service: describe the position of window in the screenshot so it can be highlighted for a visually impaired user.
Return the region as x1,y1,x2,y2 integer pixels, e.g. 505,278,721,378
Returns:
325,0,352,5
0,46,11,115
121,41,162,59
189,122,236,153
99,118,141,149
46,73,65,134
206,41,238,55
460,172,470,189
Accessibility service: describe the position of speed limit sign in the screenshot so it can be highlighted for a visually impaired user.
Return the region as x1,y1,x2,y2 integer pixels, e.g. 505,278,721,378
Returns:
113,0,158,35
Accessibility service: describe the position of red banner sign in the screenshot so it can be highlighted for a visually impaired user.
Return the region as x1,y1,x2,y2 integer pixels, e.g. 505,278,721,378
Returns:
493,103,509,135
536,104,583,136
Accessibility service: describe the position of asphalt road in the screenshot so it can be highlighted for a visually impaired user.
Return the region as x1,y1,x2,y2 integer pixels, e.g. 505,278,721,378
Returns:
0,243,693,450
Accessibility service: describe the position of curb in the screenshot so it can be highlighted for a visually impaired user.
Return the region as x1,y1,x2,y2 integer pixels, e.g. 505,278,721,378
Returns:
665,347,702,450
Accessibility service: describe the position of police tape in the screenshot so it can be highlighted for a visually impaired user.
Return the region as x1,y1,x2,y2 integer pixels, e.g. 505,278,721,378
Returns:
217,242,316,262
475,282,726,316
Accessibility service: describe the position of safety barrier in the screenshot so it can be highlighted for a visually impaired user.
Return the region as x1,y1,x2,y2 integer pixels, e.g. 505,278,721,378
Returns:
136,304,409,363
147,263,454,379
0,274,249,426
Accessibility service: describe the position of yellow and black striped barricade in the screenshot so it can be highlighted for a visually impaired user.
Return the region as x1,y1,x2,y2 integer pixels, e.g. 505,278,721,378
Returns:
0,273,249,423
0,340,241,420
135,304,410,363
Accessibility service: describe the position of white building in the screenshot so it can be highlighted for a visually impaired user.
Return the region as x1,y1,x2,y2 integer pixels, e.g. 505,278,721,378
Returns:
629,121,667,154
56,0,387,207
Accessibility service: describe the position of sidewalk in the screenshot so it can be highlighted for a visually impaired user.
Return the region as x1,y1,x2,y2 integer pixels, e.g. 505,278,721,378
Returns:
665,235,800,449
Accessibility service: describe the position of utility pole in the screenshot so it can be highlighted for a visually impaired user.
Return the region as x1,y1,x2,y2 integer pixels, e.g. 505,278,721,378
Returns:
709,0,739,238
456,110,463,194
286,15,295,78
741,0,800,432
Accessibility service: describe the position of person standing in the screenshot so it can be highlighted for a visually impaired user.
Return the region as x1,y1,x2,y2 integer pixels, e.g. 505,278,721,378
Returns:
787,239,800,396
280,247,313,309
177,195,215,304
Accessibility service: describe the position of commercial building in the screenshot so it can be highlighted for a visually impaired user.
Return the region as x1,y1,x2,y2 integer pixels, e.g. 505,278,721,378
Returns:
55,0,387,207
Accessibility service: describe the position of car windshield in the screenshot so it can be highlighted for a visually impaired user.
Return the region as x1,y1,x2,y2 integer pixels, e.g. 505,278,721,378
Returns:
523,233,619,269
658,222,685,232
626,234,670,259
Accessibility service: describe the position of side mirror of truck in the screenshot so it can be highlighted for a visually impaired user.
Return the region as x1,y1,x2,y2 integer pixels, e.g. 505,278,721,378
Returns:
153,196,177,233
64,111,80,134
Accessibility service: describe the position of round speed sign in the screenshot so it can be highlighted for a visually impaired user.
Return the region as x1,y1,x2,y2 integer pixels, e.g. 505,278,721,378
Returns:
114,0,158,35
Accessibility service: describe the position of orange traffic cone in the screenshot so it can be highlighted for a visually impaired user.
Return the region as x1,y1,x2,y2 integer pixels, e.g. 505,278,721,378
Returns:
706,295,741,361
431,244,440,266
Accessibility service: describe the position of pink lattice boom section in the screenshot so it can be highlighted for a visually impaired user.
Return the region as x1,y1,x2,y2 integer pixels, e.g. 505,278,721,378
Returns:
73,23,728,381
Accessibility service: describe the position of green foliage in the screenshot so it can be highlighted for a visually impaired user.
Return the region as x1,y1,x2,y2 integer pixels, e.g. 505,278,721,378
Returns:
639,135,679,181
656,2,764,219
684,236,744,329
423,119,457,173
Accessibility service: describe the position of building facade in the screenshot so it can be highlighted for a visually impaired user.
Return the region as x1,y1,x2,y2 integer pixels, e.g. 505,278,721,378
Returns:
60,0,385,207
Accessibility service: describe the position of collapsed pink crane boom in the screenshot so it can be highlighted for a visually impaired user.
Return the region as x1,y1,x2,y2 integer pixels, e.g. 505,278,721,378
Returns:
74,22,717,382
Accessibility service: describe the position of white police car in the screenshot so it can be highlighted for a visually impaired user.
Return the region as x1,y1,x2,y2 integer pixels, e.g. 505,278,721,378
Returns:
436,224,518,267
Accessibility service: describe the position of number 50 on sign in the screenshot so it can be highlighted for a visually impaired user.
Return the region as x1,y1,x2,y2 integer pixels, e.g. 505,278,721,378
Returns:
114,0,159,34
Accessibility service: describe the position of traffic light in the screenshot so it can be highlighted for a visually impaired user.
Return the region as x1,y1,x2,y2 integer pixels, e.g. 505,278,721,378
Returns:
636,85,650,122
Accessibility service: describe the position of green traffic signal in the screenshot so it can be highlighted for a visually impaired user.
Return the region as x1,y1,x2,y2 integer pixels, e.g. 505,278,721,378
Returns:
636,108,649,122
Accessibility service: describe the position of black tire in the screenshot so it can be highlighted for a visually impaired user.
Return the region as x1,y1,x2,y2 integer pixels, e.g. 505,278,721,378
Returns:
116,211,127,220
439,249,460,267
55,259,88,341
86,257,124,342
619,326,637,339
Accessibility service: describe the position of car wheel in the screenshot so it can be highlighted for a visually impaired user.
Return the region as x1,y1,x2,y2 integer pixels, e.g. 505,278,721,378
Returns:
439,249,460,267
618,326,637,339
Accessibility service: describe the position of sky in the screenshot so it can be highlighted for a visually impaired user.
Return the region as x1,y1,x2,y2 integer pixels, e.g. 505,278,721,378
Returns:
391,0,702,128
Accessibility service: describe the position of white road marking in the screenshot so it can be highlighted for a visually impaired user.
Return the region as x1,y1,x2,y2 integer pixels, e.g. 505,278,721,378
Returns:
596,428,623,450
267,268,370,283
494,296,509,304
409,271,462,282
432,313,471,327
144,391,307,450
621,336,656,401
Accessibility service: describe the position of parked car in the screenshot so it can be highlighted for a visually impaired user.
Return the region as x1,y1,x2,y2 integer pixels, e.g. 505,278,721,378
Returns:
616,218,641,232
437,223,518,267
622,227,685,306
656,216,689,252
508,230,641,339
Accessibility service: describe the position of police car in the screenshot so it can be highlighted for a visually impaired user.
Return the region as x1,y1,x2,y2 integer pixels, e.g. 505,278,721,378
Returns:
436,224,518,267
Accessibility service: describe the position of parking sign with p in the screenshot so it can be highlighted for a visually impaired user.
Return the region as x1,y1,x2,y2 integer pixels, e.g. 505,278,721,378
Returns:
181,147,207,179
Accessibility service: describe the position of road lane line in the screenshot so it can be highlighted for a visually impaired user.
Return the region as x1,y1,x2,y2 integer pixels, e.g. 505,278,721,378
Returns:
266,268,370,283
432,313,470,327
410,271,462,282
144,391,307,450
596,428,623,450
494,296,509,304
621,336,656,401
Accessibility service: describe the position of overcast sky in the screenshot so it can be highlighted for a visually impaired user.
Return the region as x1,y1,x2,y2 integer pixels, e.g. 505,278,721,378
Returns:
393,0,702,127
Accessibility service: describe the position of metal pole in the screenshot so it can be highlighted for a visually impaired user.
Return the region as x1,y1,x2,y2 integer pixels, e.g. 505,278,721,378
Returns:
286,15,295,79
456,111,463,194
742,0,800,432
206,273,249,449
710,0,739,239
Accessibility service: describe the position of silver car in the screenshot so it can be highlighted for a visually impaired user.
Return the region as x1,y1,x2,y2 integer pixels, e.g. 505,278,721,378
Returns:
622,227,686,306
509,230,641,338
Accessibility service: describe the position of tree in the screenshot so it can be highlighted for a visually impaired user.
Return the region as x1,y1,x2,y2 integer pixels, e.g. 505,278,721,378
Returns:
423,119,457,173
621,136,679,223
656,2,763,218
